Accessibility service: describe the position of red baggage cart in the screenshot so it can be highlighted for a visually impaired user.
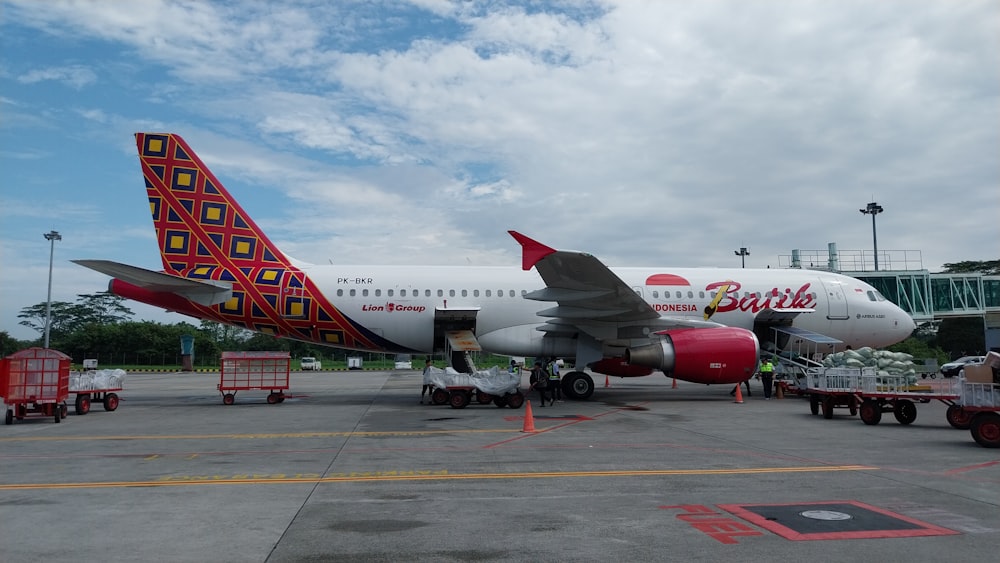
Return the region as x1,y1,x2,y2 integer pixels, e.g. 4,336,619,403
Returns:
218,351,290,405
70,369,126,414
1,348,71,424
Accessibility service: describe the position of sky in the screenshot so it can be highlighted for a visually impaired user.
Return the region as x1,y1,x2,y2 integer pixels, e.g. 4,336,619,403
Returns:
1,0,998,341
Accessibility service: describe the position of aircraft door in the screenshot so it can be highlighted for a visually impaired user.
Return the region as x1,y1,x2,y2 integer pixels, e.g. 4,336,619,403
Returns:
820,279,849,320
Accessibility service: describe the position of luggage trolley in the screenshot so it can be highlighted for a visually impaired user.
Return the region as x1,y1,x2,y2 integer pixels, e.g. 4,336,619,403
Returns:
70,369,126,414
952,352,1000,447
1,347,71,424
218,351,290,405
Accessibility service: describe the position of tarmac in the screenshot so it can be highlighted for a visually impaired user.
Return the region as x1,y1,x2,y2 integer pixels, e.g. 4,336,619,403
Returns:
1,370,998,562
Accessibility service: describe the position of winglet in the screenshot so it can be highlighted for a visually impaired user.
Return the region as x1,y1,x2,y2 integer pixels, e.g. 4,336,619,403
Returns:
508,230,557,271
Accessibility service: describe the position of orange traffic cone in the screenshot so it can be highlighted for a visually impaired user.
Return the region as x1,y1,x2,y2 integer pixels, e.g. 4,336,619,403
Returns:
522,400,537,433
604,374,610,388
672,377,677,389
734,382,744,404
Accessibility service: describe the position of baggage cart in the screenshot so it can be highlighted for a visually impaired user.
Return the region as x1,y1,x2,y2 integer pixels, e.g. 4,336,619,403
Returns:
69,369,126,414
1,348,71,424
956,382,1000,447
426,366,524,409
803,367,962,426
218,351,290,405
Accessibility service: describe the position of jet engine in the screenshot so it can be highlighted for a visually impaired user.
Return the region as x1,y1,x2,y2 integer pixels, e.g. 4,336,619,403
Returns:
625,327,760,384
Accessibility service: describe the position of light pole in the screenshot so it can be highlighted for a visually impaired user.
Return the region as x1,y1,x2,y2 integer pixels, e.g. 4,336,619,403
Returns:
858,202,883,271
43,230,62,348
734,247,749,268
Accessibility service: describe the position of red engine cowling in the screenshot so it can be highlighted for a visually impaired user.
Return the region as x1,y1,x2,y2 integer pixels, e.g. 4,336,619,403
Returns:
624,327,760,384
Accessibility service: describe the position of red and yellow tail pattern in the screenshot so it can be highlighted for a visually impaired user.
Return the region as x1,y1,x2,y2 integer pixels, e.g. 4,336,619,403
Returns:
135,133,395,351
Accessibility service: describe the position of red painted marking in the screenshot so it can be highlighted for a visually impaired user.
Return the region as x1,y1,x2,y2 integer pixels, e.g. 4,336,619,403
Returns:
660,504,763,544
718,501,961,541
645,273,691,286
944,460,1000,475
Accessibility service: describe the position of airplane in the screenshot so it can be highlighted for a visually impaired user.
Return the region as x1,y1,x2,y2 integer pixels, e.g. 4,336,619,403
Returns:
75,133,917,400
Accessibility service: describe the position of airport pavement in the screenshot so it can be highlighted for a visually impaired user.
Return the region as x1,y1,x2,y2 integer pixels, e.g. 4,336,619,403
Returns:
1,370,998,562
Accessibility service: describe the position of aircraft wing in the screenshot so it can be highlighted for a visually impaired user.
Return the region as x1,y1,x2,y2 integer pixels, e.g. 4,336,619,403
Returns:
509,231,727,335
73,259,233,306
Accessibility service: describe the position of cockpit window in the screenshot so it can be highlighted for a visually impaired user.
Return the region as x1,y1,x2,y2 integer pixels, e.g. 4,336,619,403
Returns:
866,290,887,302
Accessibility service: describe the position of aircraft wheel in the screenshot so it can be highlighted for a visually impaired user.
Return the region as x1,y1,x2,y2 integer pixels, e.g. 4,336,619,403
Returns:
506,392,525,409
431,388,449,405
860,400,882,425
893,400,917,425
222,393,235,405
821,396,835,419
562,372,594,401
970,412,1000,448
946,405,973,429
809,395,820,415
449,391,470,409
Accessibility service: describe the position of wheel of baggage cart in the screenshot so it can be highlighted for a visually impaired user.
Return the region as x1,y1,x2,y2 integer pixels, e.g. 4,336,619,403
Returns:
848,396,858,416
809,395,820,415
76,395,91,415
449,390,470,409
476,390,493,404
859,399,882,425
970,412,1000,448
506,391,525,409
54,405,61,423
893,400,917,425
431,388,449,405
222,393,235,405
277,395,285,403
946,405,973,429
61,403,68,418
16,404,26,420
821,396,835,419
493,395,508,408
103,393,119,412
4,409,11,425
266,393,279,405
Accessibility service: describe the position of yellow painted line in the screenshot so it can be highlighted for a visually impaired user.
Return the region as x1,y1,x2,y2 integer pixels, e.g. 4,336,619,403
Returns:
0,465,876,490
0,429,516,443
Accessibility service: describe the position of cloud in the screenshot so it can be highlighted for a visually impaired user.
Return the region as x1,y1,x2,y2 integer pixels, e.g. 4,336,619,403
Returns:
17,65,97,88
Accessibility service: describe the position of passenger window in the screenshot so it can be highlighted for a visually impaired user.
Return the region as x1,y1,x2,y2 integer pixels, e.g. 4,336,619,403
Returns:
486,290,492,297
687,291,693,298
350,289,356,297
375,289,381,297
652,290,659,298
388,289,394,297
425,290,431,297
437,289,443,297
461,290,468,297
449,290,456,297
400,289,407,297
676,291,682,298
474,290,480,297
699,291,705,298
337,289,343,297
362,289,369,297
510,290,516,297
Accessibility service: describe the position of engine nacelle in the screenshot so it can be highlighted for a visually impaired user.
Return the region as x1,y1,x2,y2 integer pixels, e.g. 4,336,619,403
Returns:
625,327,760,384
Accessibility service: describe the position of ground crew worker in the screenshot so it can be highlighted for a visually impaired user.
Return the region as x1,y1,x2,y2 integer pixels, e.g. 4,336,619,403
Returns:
421,358,434,404
529,361,550,407
760,357,775,399
548,358,562,402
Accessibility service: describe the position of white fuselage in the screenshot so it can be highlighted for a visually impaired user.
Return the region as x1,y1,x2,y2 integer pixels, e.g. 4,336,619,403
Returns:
303,264,915,355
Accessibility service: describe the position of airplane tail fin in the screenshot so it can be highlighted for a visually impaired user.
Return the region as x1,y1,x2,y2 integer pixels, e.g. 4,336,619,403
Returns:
135,133,292,275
